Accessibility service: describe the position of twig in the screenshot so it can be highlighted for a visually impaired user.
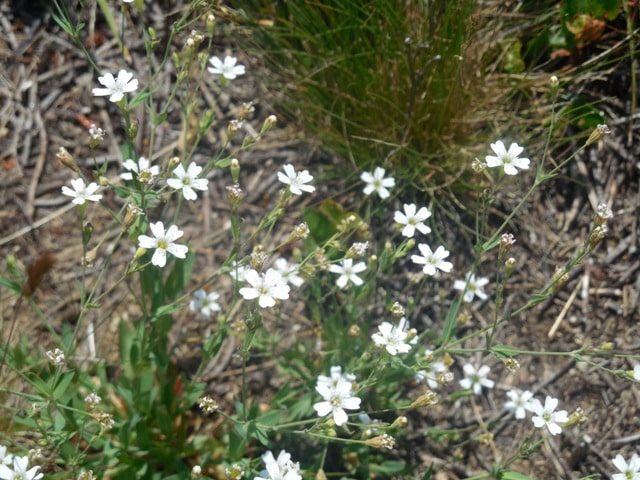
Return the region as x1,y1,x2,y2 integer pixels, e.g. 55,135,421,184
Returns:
548,275,583,338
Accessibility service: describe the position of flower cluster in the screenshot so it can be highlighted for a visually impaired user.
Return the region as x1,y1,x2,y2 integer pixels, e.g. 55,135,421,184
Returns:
313,366,361,426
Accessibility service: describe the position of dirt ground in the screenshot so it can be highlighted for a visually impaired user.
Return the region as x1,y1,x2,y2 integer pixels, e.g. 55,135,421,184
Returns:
1,2,639,479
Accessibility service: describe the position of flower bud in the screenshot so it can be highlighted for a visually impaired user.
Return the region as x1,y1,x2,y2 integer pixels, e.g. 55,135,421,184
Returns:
348,324,360,337
88,124,105,149
585,124,611,147
288,222,310,242
127,118,139,140
410,390,438,408
250,245,266,270
365,434,395,450
260,114,277,135
230,158,240,183
499,233,516,261
390,301,405,319
206,13,216,37
191,465,202,479
122,203,144,233
57,147,79,173
168,156,181,170
390,415,407,429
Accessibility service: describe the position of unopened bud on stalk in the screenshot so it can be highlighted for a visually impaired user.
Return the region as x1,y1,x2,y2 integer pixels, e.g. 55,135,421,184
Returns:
288,222,310,242
230,158,240,183
250,245,266,270
505,257,517,277
169,156,181,170
127,118,139,140
348,324,360,337
390,415,407,429
260,114,278,136
134,247,147,261
390,302,405,319
585,124,611,147
565,407,587,427
365,434,395,450
122,203,144,233
550,267,569,293
57,147,79,173
206,13,216,37
191,465,202,479
88,124,105,149
550,75,559,87
410,390,438,408
503,357,520,373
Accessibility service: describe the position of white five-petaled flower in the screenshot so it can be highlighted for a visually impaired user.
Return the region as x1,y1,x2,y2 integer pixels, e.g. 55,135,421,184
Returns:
189,289,221,317
207,56,246,80
394,203,432,237
313,367,361,426
92,69,138,103
0,455,43,480
121,157,159,184
255,450,302,480
459,363,494,395
371,317,418,356
167,162,209,200
0,445,12,466
273,258,304,288
411,244,453,276
454,272,490,303
239,268,290,308
61,178,102,205
527,395,568,436
137,221,188,268
277,164,315,195
611,453,640,480
360,166,395,200
415,350,448,389
329,259,367,289
316,366,356,390
485,140,530,176
504,389,534,419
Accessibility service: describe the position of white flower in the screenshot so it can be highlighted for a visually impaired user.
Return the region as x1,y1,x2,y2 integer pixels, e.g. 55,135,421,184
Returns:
371,317,417,355
633,364,640,381
313,368,361,426
45,348,65,366
611,453,640,480
277,164,315,195
0,446,12,466
329,259,367,289
459,363,494,395
453,272,490,303
92,69,138,103
411,244,453,276
0,455,43,480
207,56,246,80
137,221,188,268
121,157,159,184
239,268,290,308
415,351,447,389
273,258,304,288
61,178,102,205
394,203,431,237
189,290,221,317
485,140,530,176
527,395,568,436
360,166,395,199
88,124,105,142
228,261,248,282
255,450,301,480
166,162,209,201
316,366,356,389
504,389,534,419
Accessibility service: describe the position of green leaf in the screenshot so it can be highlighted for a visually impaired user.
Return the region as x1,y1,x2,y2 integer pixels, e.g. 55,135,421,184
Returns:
129,91,153,109
53,371,76,399
440,297,461,344
0,276,21,295
492,344,521,358
500,470,536,480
